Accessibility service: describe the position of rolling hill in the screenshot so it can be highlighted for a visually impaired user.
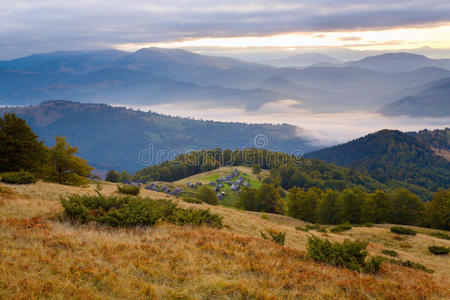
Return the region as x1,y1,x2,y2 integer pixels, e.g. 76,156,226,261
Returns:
380,77,450,117
304,129,450,193
0,100,319,172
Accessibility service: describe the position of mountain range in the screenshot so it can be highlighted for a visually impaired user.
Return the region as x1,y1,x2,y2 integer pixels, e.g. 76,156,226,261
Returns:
1,48,449,115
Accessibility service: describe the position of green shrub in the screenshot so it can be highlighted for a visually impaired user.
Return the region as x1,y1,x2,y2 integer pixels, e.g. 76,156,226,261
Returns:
307,236,381,273
182,196,202,204
0,171,37,184
388,259,434,273
117,185,140,195
196,186,218,205
61,194,222,228
363,222,374,227
381,249,399,257
261,229,286,246
166,208,223,227
390,226,416,236
363,256,383,274
429,232,450,240
260,214,269,220
428,246,449,255
330,221,352,233
317,227,327,233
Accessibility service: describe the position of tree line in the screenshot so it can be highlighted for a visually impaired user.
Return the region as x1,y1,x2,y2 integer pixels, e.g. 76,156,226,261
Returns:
239,183,449,230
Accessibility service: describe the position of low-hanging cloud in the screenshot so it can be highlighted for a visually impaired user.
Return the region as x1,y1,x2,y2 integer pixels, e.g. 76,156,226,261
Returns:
0,0,450,58
122,99,450,146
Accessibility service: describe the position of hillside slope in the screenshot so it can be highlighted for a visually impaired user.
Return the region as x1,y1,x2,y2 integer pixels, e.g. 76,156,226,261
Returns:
0,181,449,299
380,77,450,117
0,101,318,172
304,129,450,192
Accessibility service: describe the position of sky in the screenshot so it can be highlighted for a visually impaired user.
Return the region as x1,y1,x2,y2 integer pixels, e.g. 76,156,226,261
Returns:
1,0,450,59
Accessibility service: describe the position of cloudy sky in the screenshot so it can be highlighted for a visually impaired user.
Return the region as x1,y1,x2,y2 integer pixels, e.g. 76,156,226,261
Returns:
1,0,450,59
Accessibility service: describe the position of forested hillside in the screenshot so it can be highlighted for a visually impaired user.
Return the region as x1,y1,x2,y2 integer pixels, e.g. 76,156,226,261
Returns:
0,101,318,172
304,130,449,195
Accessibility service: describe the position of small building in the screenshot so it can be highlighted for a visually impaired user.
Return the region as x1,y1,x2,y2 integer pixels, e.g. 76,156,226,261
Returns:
187,181,194,188
209,181,216,186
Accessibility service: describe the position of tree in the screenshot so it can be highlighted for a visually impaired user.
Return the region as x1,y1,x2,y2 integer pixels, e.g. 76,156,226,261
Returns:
196,186,218,205
390,188,424,225
287,187,320,223
363,190,393,223
317,189,341,224
120,170,131,183
426,189,450,230
46,136,92,186
239,187,259,211
0,113,47,173
338,188,366,224
256,183,282,213
105,170,121,182
252,164,262,174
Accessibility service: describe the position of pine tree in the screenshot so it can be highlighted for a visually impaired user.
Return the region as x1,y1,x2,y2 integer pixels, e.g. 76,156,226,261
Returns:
0,113,47,173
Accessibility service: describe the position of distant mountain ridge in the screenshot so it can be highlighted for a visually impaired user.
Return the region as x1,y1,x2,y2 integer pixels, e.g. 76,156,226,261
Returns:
0,100,319,172
266,52,340,67
346,52,450,73
1,48,450,113
380,76,450,117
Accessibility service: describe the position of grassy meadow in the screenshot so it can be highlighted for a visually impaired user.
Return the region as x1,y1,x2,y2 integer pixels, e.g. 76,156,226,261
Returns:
0,179,449,299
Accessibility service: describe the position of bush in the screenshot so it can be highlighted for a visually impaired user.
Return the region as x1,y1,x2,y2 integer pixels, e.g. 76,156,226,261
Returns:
330,221,352,233
429,232,450,240
307,236,381,273
117,185,140,195
196,186,218,205
363,256,383,274
182,196,202,204
381,249,399,257
390,226,416,236
61,194,222,228
388,259,434,273
261,229,286,246
0,171,37,184
428,246,449,255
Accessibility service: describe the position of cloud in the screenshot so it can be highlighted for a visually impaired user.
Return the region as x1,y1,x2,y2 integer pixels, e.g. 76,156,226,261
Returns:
0,0,450,58
120,100,450,146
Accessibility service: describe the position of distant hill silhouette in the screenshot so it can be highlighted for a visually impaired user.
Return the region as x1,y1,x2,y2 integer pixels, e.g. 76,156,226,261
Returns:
346,52,450,73
380,77,450,117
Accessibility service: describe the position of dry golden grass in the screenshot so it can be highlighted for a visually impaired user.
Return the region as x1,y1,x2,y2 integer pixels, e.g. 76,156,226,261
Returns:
1,180,449,299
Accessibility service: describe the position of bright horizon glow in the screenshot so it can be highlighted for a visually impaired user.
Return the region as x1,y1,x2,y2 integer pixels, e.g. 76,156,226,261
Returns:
117,23,450,52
